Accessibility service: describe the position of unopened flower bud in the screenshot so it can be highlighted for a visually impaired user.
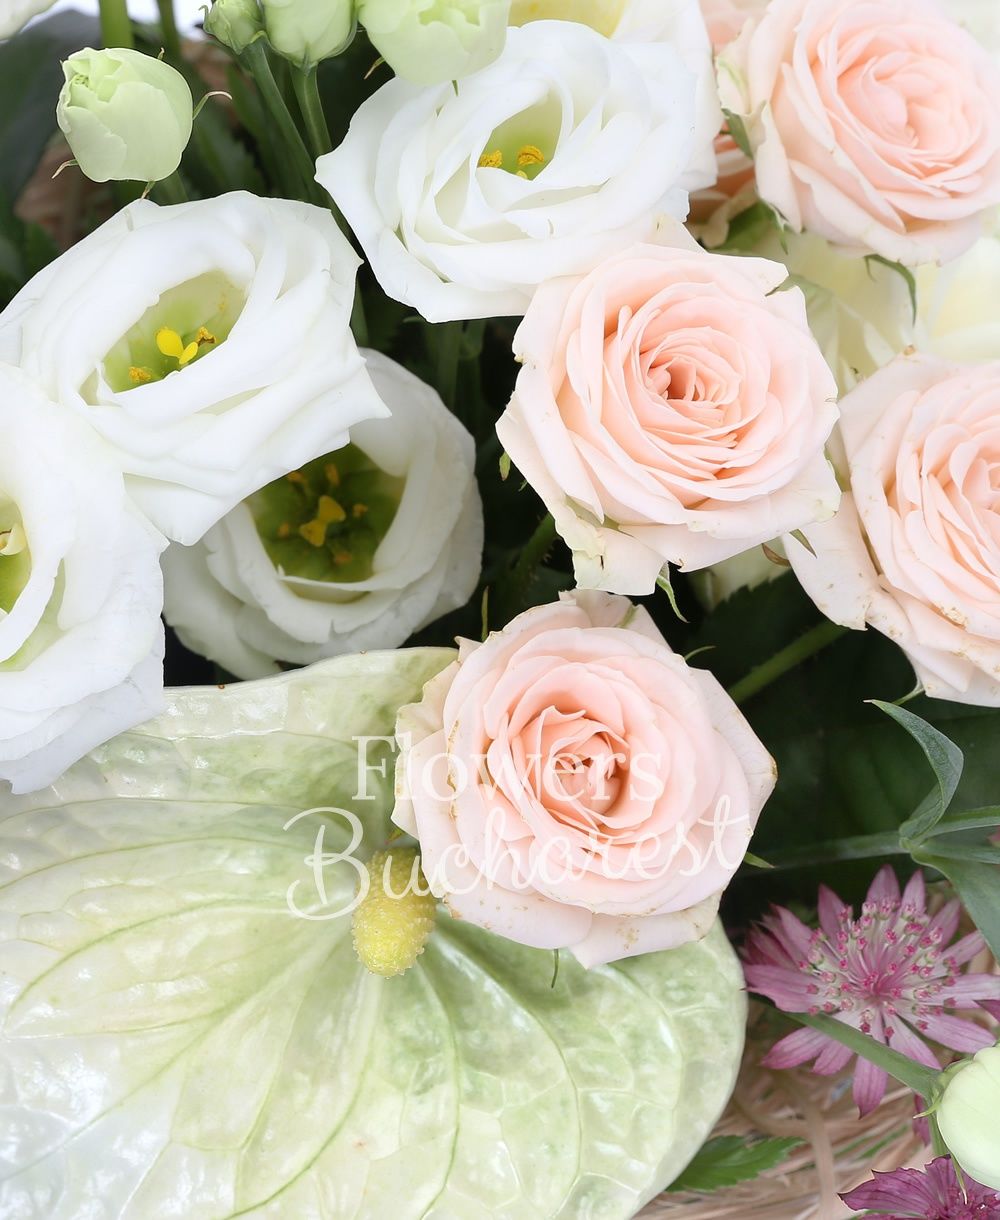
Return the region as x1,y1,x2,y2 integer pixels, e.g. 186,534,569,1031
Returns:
938,1042,1000,1190
203,0,264,55
57,47,193,184
262,0,355,69
358,0,509,85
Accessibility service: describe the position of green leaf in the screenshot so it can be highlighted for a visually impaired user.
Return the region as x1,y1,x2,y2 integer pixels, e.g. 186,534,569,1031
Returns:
0,10,100,204
721,108,753,159
870,701,964,843
0,652,747,1219
866,253,918,322
667,1136,801,1193
914,854,1000,964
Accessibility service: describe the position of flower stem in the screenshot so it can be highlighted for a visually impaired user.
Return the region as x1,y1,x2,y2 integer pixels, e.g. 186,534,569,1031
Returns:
292,66,331,159
99,0,133,48
156,0,182,60
433,321,464,410
758,831,907,873
153,171,188,205
728,620,848,705
242,40,320,205
790,1011,942,1098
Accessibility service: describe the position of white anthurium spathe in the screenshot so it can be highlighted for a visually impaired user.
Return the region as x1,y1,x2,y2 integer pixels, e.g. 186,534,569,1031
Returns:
0,0,56,38
161,351,484,679
0,653,748,1219
317,19,720,322
0,364,166,795
0,192,386,545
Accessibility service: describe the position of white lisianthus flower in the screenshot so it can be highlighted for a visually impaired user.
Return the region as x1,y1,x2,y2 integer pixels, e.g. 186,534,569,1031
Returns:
0,0,56,38
0,365,165,795
57,48,194,184
359,0,511,86
161,351,483,679
317,20,719,322
262,0,355,68
0,192,386,545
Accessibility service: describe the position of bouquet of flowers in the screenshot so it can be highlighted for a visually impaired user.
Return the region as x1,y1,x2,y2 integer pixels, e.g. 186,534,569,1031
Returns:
1,0,999,1215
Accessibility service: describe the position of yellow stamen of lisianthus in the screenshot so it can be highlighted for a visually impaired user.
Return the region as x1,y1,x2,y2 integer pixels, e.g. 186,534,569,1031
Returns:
156,327,200,368
334,550,353,566
0,523,27,557
516,144,545,169
129,366,153,384
276,522,292,540
478,149,503,169
324,461,341,487
299,494,347,547
193,326,217,348
352,503,368,519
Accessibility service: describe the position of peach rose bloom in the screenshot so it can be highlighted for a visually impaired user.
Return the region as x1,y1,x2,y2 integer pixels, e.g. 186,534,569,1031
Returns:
689,0,766,234
393,591,775,967
788,353,1000,706
495,237,840,593
719,0,1000,265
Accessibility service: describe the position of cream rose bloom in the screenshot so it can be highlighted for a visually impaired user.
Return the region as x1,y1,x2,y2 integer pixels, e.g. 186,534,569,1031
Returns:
317,20,719,322
161,352,483,679
394,591,775,967
788,353,1000,706
943,0,1000,57
916,234,1000,364
719,0,1000,265
0,366,165,794
496,238,840,593
0,192,385,545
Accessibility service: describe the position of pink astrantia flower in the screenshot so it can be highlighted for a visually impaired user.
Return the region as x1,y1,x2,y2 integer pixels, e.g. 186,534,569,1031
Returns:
743,867,1000,1114
840,1156,1000,1218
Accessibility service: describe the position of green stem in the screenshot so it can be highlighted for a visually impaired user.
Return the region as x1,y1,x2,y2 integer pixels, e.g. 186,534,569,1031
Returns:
152,171,188,205
99,0,133,48
789,1011,942,1098
242,40,320,204
728,621,848,706
156,0,182,59
292,66,331,159
433,321,463,410
495,513,558,624
759,831,907,874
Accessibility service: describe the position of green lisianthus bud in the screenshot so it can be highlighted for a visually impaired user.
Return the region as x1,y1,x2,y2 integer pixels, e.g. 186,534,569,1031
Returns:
203,0,264,55
938,1042,1000,1189
358,0,510,85
261,0,355,68
57,48,193,184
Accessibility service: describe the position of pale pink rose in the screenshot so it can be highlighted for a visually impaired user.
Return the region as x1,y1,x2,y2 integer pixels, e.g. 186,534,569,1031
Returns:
719,0,1000,265
788,353,1000,706
495,238,840,593
689,0,766,234
393,591,775,967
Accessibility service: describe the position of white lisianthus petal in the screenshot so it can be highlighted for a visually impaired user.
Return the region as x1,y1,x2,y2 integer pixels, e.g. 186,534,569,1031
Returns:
162,352,483,679
0,193,386,544
0,365,166,794
0,0,56,38
318,21,718,322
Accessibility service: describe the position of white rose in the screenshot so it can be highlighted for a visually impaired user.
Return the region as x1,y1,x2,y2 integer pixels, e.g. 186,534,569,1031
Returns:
0,365,165,794
161,351,483,679
942,0,1000,56
0,0,55,38
0,192,386,545
317,20,719,322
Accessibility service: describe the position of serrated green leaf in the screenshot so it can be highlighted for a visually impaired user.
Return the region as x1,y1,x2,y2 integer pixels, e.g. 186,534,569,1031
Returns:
667,1136,801,1193
0,652,747,1220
